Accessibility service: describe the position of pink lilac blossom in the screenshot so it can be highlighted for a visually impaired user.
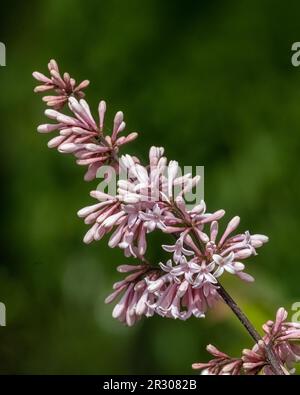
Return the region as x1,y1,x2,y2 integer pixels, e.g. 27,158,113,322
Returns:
77,147,200,258
38,97,138,181
117,149,201,205
146,272,219,320
105,262,219,322
243,307,300,375
193,308,300,375
78,144,266,269
157,212,268,287
33,59,89,109
33,61,272,337
192,344,243,375
34,62,138,181
34,60,296,375
79,158,268,321
203,216,268,282
104,264,158,326
159,199,268,283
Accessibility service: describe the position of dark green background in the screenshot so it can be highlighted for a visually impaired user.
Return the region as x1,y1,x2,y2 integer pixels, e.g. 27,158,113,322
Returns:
0,0,299,374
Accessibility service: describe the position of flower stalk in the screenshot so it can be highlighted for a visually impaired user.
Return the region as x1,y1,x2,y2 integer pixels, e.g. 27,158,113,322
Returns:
216,283,286,375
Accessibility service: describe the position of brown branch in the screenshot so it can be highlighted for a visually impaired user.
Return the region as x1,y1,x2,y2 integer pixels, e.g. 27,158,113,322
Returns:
216,283,286,375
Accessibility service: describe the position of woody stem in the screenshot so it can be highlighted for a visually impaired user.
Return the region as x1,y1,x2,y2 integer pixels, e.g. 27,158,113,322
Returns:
216,283,286,375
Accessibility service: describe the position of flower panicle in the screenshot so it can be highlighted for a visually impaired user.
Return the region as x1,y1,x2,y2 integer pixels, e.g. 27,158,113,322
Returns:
193,308,300,375
33,60,296,376
33,59,89,109
33,60,138,181
192,344,243,375
33,61,271,331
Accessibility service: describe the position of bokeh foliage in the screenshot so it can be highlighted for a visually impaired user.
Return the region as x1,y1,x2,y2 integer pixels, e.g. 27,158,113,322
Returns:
0,0,300,374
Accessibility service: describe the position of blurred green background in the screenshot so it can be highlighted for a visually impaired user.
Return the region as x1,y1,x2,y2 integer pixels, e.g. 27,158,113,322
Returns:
0,0,300,374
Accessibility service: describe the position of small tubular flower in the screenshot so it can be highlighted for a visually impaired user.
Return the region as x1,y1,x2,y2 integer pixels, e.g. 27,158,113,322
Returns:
38,97,137,181
105,264,160,326
34,61,138,181
192,344,243,375
33,59,89,109
241,304,300,375
78,146,201,258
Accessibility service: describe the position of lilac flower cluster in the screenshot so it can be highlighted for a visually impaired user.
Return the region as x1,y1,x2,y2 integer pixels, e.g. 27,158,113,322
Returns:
192,344,243,375
243,307,300,374
104,264,158,327
96,196,267,321
34,61,137,181
34,60,299,375
193,308,300,375
33,59,89,109
33,60,268,324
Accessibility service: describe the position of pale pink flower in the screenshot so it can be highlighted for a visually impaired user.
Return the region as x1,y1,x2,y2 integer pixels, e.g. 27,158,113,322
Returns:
118,151,200,204
77,190,121,244
159,214,267,288
194,308,300,375
192,344,243,375
37,97,137,181
33,61,273,339
242,340,271,375
33,59,89,109
34,61,138,181
78,147,200,257
105,264,159,326
79,161,269,318
78,195,147,258
148,280,207,320
212,252,245,278
204,217,269,282
162,233,194,264
159,256,216,287
145,261,220,320
141,209,269,321
243,307,300,374
186,199,226,233
139,204,167,232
